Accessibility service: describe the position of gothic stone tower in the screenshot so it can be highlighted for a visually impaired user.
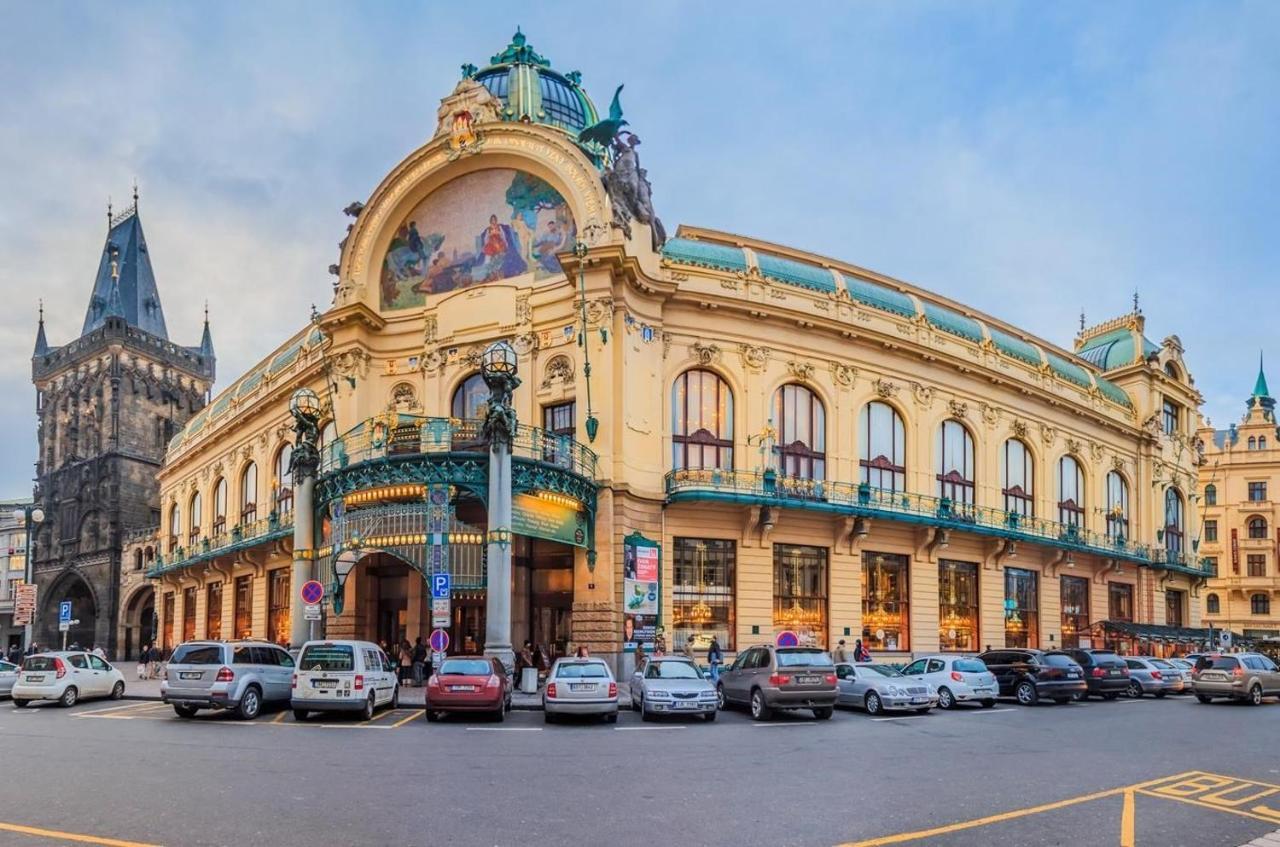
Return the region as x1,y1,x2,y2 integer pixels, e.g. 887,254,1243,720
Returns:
30,200,214,654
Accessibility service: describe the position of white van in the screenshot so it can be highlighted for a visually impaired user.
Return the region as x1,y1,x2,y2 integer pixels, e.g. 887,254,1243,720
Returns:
291,640,399,721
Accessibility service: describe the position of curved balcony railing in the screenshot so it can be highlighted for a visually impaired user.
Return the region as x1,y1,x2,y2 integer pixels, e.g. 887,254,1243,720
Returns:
665,469,1211,576
146,512,295,578
320,415,597,481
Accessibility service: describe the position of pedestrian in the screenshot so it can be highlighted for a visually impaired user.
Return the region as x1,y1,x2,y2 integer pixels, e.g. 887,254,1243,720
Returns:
653,628,667,657
707,636,723,683
634,641,647,672
92,644,106,660
399,640,412,684
411,637,427,687
515,640,533,688
854,639,871,662
832,639,850,663
136,644,149,680
464,632,477,653
681,638,696,663
532,643,548,686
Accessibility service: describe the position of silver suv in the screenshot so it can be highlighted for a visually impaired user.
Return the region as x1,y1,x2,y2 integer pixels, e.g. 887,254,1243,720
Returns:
717,644,838,721
162,640,295,720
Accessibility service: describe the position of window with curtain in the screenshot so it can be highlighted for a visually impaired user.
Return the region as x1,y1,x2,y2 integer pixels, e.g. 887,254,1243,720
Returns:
1002,439,1034,516
862,551,909,651
672,538,735,650
1162,398,1179,435
240,462,258,524
1251,594,1270,615
1204,520,1218,542
936,420,975,507
671,370,733,471
1204,485,1217,506
212,477,227,537
1060,575,1090,649
188,492,202,546
1247,555,1266,577
542,401,577,467
1248,517,1268,539
1164,488,1184,554
275,443,294,515
168,504,180,552
938,560,978,652
774,384,825,480
773,544,828,647
267,568,290,645
1109,583,1134,622
1206,593,1220,614
1058,456,1085,528
1004,568,1039,648
1165,590,1185,628
1106,471,1129,541
451,372,488,419
859,401,905,492
206,582,223,641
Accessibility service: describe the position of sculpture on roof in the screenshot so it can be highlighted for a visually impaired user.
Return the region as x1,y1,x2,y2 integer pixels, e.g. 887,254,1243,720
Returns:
602,132,666,251
578,84,628,150
435,77,503,153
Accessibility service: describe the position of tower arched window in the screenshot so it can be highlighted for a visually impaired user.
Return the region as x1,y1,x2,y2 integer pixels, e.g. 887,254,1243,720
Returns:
240,462,258,525
774,384,825,481
1002,439,1034,517
451,373,488,419
1248,516,1268,539
1204,484,1217,506
671,369,734,471
1206,593,1220,614
936,420,975,507
168,503,180,553
212,477,227,537
1252,593,1271,615
1261,436,1269,450
859,401,905,492
1106,471,1130,541
1164,487,1184,555
275,443,294,515
1058,455,1085,529
188,492,202,546
1249,436,1257,450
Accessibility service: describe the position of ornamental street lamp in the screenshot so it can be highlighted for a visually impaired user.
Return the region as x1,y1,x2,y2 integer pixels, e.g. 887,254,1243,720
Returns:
11,504,45,652
481,340,520,673
288,387,323,647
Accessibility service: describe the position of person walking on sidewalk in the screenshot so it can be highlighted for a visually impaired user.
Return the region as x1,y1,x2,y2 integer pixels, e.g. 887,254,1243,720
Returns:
832,640,850,663
707,636,723,683
411,637,427,687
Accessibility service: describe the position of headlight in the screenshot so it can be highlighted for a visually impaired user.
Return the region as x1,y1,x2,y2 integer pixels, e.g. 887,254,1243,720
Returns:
646,689,672,699
885,686,903,696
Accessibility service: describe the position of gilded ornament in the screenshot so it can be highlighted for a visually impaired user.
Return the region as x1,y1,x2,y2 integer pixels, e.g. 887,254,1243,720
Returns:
787,361,815,383
689,342,721,367
875,378,900,399
738,344,770,372
830,363,857,388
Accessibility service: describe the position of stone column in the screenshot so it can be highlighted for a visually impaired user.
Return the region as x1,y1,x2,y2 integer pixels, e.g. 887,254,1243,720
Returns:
287,389,322,649
480,341,519,674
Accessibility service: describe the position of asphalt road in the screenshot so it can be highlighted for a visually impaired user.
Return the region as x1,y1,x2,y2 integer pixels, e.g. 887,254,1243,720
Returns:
1,693,1278,847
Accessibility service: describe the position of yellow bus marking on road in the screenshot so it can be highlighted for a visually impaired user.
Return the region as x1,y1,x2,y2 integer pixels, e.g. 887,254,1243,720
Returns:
0,820,161,846
1120,790,1135,847
389,710,423,728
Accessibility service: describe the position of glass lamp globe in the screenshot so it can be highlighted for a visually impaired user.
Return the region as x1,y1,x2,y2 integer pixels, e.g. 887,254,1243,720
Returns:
289,387,322,420
481,340,518,377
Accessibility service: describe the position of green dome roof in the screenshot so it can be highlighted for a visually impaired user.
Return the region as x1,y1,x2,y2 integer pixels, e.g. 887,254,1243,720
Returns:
469,30,600,135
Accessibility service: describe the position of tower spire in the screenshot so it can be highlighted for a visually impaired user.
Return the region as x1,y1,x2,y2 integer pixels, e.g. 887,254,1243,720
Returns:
199,300,215,360
1254,350,1270,399
33,299,48,356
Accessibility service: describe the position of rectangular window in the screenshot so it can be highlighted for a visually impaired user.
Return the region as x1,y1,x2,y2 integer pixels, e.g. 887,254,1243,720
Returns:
672,538,735,651
1162,398,1179,435
206,582,223,641
862,551,908,651
1109,583,1134,622
1060,575,1090,650
1204,557,1218,577
162,593,175,650
267,569,289,646
541,402,576,467
1204,520,1218,543
9,554,24,571
1004,568,1039,648
6,579,22,601
234,575,252,639
182,586,197,642
1249,482,1267,502
1165,590,1185,628
1248,555,1267,577
773,544,828,648
938,560,978,652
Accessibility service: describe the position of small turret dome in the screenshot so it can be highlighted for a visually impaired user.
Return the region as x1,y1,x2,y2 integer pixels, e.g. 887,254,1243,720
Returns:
469,29,600,135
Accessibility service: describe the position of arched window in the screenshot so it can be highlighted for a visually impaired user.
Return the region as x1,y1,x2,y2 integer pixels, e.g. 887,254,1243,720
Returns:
1249,436,1257,450
1204,484,1217,506
1261,436,1269,450
1163,488,1184,554
1206,593,1220,614
774,384,825,480
671,370,734,471
1106,471,1129,541
859,401,905,492
936,420,975,506
1002,439,1034,517
451,373,488,419
188,492,202,546
240,462,258,525
212,477,228,537
1252,593,1271,615
133,549,143,571
1058,455,1085,529
1248,516,1269,539
275,443,294,515
319,420,338,470
1164,362,1181,380
168,503,180,552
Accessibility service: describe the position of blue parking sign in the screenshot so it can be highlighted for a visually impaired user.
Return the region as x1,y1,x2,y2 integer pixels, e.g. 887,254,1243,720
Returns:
431,572,451,599
59,601,72,623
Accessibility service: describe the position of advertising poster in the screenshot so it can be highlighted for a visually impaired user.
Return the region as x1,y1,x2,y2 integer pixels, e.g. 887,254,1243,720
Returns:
622,533,660,650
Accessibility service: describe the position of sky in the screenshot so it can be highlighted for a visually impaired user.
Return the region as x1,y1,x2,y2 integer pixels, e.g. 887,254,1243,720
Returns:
1,2,1277,496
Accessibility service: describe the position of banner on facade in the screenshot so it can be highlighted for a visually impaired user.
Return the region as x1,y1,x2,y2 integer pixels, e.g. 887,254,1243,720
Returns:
622,532,660,651
512,494,586,548
1231,528,1239,574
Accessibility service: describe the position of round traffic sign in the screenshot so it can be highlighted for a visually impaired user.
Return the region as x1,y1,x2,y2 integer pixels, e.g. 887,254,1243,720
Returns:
775,630,799,648
300,580,325,605
429,628,450,653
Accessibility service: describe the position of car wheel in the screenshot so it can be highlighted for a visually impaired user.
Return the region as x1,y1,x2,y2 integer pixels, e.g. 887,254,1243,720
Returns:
493,704,506,722
639,696,654,722
110,681,125,700
864,691,882,715
543,711,556,724
360,693,375,721
292,709,310,722
391,687,400,710
716,684,726,710
1071,691,1085,702
813,706,834,720
173,704,199,718
236,686,262,720
59,686,78,708
1102,692,1120,701
1249,684,1263,706
937,687,955,710
605,712,618,724
425,709,440,722
704,710,717,722
1127,681,1143,699
12,699,28,709
749,689,772,721
980,699,996,709
1015,681,1038,706
1196,694,1213,704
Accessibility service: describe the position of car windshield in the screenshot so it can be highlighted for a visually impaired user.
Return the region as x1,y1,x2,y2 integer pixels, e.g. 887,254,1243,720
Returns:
645,661,700,680
1171,659,1193,669
1150,659,1174,669
299,644,354,672
556,662,608,679
1196,656,1239,671
171,644,223,665
776,649,832,667
439,659,491,676
865,664,903,678
953,659,987,673
23,657,56,671
1043,654,1078,668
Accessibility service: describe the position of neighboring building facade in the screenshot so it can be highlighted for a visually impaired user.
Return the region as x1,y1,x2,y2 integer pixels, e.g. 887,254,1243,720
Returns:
148,32,1209,669
30,201,214,656
1198,363,1280,642
0,499,33,652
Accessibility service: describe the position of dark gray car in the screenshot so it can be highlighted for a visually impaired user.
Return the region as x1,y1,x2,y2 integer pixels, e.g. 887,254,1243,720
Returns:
716,644,837,721
161,640,295,720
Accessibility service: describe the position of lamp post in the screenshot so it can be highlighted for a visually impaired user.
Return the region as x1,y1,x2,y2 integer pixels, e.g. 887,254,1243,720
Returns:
287,388,322,648
11,504,45,652
481,340,519,673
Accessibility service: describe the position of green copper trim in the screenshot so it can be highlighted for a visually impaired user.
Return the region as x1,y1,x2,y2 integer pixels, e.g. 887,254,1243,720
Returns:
755,253,837,293
841,274,917,318
986,325,1042,367
661,238,748,273
1045,351,1093,389
923,303,984,344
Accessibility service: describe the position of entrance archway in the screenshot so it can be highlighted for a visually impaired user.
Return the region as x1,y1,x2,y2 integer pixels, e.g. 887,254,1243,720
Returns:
42,572,97,651
120,585,155,661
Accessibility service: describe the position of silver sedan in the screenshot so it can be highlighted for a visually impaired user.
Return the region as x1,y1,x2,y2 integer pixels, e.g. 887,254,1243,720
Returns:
836,662,937,716
0,660,18,698
630,657,717,721
543,658,618,723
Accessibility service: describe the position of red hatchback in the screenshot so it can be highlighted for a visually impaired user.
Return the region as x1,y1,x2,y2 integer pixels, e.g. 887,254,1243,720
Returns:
425,656,512,721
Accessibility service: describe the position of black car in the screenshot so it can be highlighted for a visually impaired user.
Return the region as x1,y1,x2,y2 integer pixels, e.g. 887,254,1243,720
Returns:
1061,649,1130,700
977,649,1087,706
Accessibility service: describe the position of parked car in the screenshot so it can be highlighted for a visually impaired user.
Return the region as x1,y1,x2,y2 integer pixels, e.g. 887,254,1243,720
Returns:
1167,657,1196,688
630,656,717,721
901,655,998,709
1123,657,1182,698
12,652,125,708
1192,653,1280,705
977,649,1086,706
292,640,399,721
717,644,838,721
836,662,936,715
1061,649,1130,700
162,640,296,720
424,656,511,722
544,657,618,723
0,660,18,698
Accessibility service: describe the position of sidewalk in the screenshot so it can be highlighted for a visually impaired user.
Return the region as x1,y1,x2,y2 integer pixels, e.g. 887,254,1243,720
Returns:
1239,830,1280,846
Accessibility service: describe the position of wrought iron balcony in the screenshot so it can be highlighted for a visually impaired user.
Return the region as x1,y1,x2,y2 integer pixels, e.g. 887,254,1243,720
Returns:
146,511,295,578
665,468,1212,576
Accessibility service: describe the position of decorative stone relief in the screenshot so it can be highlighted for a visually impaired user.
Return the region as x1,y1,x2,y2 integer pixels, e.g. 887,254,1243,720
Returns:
875,378,900,399
1012,419,1028,440
661,332,673,359
947,400,969,420
738,344,771,372
1089,441,1105,464
511,332,537,356
391,382,419,412
1065,437,1082,456
541,355,574,389
330,348,371,381
787,361,815,383
1111,455,1126,472
1040,423,1057,447
910,382,935,408
421,349,445,374
423,315,438,344
515,293,532,326
689,342,721,366
461,347,484,370
584,297,613,328
830,363,857,388
979,402,1000,427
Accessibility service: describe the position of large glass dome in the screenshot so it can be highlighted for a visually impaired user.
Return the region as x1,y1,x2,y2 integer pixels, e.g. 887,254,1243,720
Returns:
470,30,599,135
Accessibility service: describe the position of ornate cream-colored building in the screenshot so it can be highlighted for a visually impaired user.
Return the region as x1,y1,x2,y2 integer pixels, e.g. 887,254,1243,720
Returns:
1197,363,1280,642
149,31,1211,667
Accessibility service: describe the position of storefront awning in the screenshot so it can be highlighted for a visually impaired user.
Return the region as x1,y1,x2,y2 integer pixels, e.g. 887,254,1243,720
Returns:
1090,620,1244,643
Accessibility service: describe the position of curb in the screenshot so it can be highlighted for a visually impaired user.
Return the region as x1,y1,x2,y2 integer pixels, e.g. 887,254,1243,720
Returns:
122,693,634,712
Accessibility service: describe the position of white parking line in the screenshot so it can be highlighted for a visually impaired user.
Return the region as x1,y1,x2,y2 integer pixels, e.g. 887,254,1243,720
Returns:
869,715,930,722
614,725,686,731
752,721,815,727
71,702,150,716
465,726,543,732
966,708,1016,715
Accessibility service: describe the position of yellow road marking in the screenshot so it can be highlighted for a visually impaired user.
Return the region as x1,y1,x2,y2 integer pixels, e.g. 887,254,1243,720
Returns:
1137,790,1280,825
389,710,423,728
272,711,287,724
0,820,161,846
1120,790,1135,847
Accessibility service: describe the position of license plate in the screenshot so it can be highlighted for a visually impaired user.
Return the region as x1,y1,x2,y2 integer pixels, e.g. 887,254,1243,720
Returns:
1107,670,1120,676
973,687,990,694
796,675,822,684
675,701,699,709
180,672,202,680
313,680,336,689
1067,671,1080,677
912,697,928,704
449,685,476,692
569,683,594,692
25,675,44,683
